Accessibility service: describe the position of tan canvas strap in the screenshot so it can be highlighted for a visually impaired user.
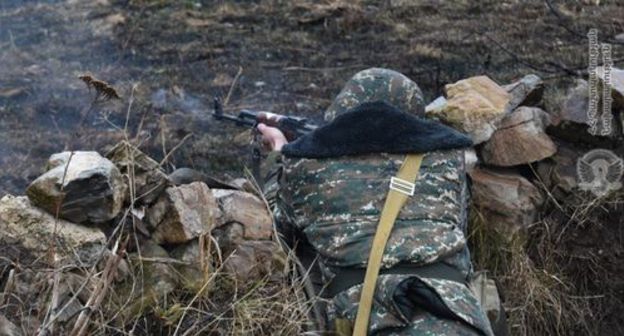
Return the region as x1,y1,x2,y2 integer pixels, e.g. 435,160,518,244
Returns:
352,153,425,336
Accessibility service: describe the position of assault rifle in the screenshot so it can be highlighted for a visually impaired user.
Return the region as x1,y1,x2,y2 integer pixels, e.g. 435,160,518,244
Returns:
211,98,318,183
212,98,317,141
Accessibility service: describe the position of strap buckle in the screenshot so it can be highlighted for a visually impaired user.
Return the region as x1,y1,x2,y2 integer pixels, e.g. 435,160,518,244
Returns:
389,176,415,196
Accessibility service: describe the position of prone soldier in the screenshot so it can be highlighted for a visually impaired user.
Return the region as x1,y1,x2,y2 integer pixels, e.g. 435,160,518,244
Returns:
260,68,506,336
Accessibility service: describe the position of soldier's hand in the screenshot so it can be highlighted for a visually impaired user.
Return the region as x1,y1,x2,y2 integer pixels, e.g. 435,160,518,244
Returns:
257,123,288,151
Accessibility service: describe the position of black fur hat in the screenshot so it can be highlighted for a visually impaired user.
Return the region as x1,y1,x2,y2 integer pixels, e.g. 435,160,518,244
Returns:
281,101,472,158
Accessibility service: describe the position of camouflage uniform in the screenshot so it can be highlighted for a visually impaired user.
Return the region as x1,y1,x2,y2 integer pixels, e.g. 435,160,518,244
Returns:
265,68,493,335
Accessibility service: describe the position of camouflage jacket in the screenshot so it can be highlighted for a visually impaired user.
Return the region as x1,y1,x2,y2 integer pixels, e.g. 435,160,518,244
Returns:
266,149,494,335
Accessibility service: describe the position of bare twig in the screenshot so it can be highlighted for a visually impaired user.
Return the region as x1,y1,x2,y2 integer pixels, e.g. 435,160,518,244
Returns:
223,66,243,107
138,257,191,266
158,133,193,168
69,239,127,336
159,115,168,165
123,84,138,134
0,269,15,306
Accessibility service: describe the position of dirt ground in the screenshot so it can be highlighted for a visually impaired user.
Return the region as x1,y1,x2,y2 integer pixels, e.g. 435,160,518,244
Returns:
2,0,623,196
1,0,624,335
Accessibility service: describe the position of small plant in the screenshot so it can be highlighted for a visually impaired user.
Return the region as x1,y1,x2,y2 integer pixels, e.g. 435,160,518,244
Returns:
79,74,121,102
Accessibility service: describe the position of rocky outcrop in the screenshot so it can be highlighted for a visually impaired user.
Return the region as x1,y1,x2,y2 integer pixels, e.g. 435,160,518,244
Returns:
431,76,511,144
147,182,219,244
481,107,557,166
212,189,273,240
26,151,126,223
1,141,289,334
469,168,544,234
0,195,106,265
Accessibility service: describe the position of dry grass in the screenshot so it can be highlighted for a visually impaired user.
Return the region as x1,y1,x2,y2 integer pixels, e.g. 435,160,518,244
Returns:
0,87,316,336
468,207,591,336
533,188,624,335
98,246,315,336
469,178,624,336
0,236,315,335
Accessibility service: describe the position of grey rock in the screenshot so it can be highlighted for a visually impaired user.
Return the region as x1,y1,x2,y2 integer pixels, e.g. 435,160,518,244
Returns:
596,66,624,110
170,239,213,292
535,143,582,196
482,107,557,166
228,178,256,193
0,314,21,336
504,74,544,112
555,79,589,125
168,167,238,189
99,249,131,283
222,240,286,282
213,223,285,283
147,182,219,244
469,168,544,235
212,222,245,253
549,79,620,145
0,195,107,265
106,141,169,205
424,96,447,115
168,167,206,186
117,240,179,319
26,151,127,223
134,240,179,294
54,273,98,324
469,272,504,332
464,148,478,174
212,189,273,240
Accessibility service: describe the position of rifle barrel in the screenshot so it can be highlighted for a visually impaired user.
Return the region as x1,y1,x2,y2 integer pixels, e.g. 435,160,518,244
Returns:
212,98,318,138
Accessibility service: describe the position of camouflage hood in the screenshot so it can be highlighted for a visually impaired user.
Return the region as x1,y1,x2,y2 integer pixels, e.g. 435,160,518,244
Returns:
281,101,472,158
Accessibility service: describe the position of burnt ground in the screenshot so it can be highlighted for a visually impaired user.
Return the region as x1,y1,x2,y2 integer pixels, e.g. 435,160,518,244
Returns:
1,0,624,335
2,0,624,196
